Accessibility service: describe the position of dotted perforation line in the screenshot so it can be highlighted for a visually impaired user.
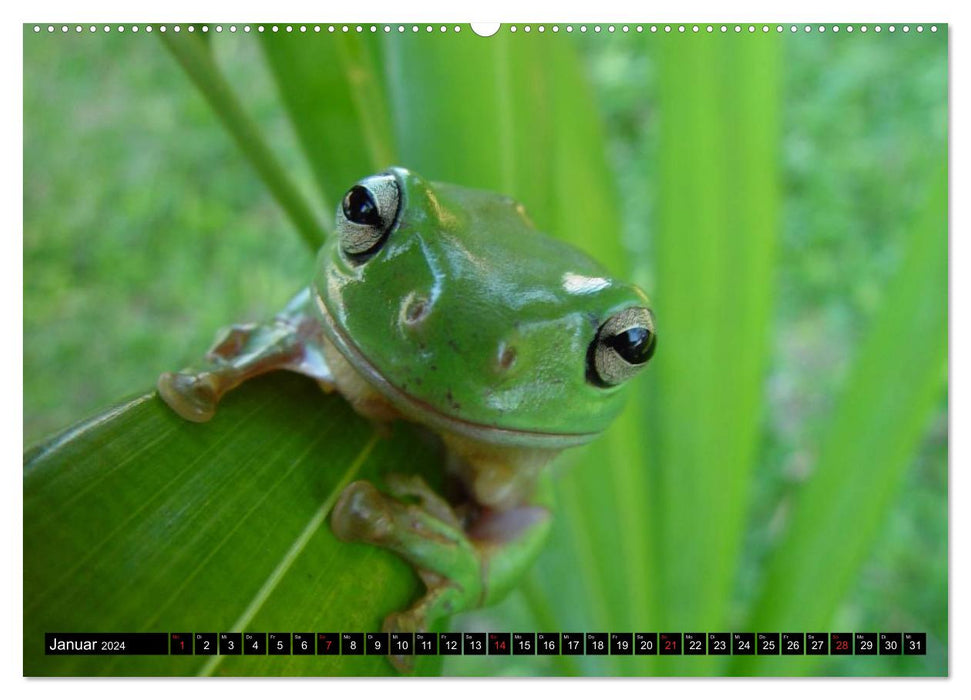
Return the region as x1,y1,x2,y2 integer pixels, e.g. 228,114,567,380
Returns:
31,24,941,35
30,24,465,34
506,24,939,34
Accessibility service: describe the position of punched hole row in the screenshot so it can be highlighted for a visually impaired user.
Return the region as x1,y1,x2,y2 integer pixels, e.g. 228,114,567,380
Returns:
31,24,941,35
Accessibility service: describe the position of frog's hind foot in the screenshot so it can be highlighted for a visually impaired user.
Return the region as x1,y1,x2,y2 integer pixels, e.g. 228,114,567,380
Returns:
331,477,482,672
330,480,397,543
330,475,554,673
331,479,479,577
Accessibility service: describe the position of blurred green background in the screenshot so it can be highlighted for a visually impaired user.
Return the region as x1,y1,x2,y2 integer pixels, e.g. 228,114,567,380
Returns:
24,25,946,676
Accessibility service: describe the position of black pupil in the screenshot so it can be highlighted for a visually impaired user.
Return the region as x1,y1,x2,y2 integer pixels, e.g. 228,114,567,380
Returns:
605,326,656,365
342,185,381,226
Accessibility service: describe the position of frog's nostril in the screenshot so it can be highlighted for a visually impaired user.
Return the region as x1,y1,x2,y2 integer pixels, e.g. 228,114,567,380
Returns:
496,343,518,373
400,291,431,327
499,345,516,369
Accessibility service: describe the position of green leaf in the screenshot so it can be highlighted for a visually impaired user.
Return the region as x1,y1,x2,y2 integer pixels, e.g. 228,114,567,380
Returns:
385,31,621,260
645,31,782,674
24,374,443,676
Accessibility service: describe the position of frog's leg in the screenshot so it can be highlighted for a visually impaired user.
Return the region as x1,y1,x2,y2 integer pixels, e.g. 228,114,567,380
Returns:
331,474,553,672
157,288,332,422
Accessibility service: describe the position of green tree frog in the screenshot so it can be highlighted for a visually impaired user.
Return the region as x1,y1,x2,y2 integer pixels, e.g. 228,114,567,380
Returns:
158,167,656,670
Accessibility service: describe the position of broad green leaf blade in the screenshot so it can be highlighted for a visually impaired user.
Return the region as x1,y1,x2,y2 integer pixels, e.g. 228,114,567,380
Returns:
160,33,326,250
648,31,781,674
261,32,395,210
544,39,627,265
733,164,947,675
384,30,622,262
24,373,443,676
385,30,619,254
384,29,646,675
384,32,512,194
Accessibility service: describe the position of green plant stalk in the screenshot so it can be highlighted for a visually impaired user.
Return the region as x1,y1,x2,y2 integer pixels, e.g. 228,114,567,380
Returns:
159,32,326,252
733,162,947,675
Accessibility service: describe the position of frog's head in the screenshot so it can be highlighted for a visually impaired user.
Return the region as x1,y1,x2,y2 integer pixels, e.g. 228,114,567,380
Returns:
313,167,656,449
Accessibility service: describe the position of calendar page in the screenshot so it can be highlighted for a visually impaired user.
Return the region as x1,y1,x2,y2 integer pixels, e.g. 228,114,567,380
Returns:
22,19,947,678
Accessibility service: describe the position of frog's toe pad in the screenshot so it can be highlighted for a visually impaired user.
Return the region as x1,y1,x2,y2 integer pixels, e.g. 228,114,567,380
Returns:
331,481,395,544
157,372,218,423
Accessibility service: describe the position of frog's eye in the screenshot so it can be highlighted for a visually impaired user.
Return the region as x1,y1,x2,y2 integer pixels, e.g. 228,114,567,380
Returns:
337,174,400,258
588,307,657,387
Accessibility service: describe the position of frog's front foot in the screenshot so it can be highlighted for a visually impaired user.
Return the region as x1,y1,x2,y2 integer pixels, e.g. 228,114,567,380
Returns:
331,477,482,672
157,290,334,424
157,371,220,422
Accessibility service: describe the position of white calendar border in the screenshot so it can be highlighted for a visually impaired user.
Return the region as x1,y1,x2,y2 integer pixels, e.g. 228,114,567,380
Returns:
3,0,963,698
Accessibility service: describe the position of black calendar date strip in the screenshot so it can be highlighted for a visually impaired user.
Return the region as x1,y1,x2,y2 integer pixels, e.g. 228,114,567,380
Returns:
44,632,927,656
45,633,169,655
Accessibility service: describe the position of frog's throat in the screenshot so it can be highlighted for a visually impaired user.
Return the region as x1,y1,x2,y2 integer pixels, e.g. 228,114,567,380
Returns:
312,290,598,450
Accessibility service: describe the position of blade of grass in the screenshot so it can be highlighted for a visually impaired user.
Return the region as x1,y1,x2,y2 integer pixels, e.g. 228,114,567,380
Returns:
648,30,781,674
159,32,326,251
733,163,947,675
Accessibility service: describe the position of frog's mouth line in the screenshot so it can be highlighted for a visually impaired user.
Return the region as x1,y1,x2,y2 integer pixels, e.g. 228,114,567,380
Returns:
312,290,597,450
